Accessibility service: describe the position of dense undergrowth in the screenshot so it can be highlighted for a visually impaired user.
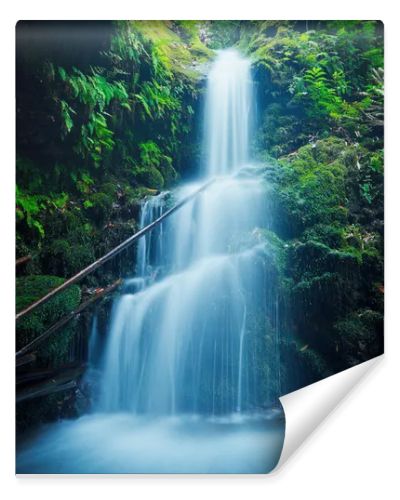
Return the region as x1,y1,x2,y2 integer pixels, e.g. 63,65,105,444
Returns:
243,21,384,391
16,21,383,422
16,21,212,274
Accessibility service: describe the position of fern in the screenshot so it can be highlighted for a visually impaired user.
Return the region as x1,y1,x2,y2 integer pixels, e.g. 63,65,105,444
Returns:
16,185,72,238
57,66,131,167
60,100,76,134
304,66,328,84
136,80,179,121
16,186,46,237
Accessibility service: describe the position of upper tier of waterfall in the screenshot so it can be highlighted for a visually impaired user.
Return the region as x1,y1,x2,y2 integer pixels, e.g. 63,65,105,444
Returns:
205,49,252,176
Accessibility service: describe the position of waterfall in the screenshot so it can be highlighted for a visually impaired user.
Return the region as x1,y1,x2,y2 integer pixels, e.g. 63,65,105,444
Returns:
205,49,252,175
16,49,284,474
88,312,99,367
100,49,276,415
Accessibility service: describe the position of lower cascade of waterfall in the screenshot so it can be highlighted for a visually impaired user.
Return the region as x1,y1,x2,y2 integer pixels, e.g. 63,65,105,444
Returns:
16,49,285,474
100,174,279,416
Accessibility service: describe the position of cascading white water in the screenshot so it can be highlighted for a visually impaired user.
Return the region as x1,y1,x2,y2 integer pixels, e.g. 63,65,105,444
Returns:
99,49,273,415
16,49,284,474
205,49,251,175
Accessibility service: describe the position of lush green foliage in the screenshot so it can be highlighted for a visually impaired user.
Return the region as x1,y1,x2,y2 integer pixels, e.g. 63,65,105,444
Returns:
16,21,212,264
245,21,383,156
16,184,69,238
236,21,384,389
57,65,130,162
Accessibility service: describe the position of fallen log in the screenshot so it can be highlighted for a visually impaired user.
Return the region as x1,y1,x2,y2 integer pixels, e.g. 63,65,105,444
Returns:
16,255,31,267
16,178,215,321
16,352,36,368
17,380,77,404
16,279,122,359
17,362,84,385
16,364,86,403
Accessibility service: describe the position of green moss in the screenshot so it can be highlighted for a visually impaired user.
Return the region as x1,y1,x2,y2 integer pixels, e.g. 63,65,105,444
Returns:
85,192,114,223
99,181,119,198
139,141,163,167
285,239,361,282
299,347,330,378
133,165,164,190
292,271,339,294
257,102,306,158
162,159,178,186
42,238,95,277
303,224,344,249
127,141,179,189
276,138,350,230
36,207,97,278
124,186,158,205
132,21,212,79
16,275,81,365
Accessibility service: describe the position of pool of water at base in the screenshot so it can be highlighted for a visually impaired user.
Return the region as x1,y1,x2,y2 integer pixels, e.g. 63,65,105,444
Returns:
16,409,285,474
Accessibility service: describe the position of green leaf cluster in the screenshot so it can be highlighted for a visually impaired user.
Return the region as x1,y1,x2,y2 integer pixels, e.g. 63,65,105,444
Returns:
16,186,69,238
57,66,130,166
247,21,383,146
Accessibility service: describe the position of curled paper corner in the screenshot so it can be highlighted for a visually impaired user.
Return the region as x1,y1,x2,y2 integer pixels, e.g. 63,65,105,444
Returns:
275,354,384,471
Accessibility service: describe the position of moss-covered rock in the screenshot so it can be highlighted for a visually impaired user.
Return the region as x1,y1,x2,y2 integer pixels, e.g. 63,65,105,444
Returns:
132,20,213,79
275,138,351,232
257,102,307,158
133,165,164,190
303,223,344,249
85,192,114,223
285,240,361,281
41,238,95,277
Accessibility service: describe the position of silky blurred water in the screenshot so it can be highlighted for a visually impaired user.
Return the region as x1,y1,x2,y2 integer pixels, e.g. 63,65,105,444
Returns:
17,411,284,474
16,49,285,474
